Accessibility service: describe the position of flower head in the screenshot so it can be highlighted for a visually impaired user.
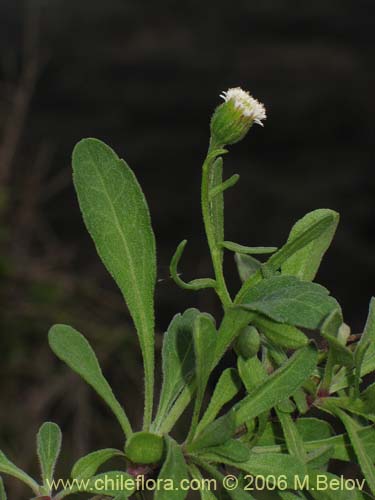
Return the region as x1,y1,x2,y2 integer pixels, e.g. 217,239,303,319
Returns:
220,87,266,126
210,87,266,146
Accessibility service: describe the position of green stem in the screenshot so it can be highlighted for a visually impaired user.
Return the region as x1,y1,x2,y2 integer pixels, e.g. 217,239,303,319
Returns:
201,140,232,309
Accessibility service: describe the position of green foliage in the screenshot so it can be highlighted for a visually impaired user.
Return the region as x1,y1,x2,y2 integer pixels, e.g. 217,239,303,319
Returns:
71,448,124,480
155,436,189,500
49,324,132,437
2,90,375,499
72,138,156,429
37,422,62,489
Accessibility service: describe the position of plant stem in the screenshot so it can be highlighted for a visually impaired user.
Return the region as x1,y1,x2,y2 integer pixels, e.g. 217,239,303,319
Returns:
201,140,232,309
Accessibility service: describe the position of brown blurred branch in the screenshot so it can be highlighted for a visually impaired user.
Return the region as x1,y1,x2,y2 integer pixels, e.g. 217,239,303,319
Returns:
0,2,42,186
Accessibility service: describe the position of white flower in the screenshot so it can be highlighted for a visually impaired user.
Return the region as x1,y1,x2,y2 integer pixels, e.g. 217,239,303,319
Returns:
220,87,266,126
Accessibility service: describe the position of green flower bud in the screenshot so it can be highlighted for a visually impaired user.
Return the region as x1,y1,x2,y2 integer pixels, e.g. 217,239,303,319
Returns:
210,87,266,146
125,431,164,464
235,326,260,359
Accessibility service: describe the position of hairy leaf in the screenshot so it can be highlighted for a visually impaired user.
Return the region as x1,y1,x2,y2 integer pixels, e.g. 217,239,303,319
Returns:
0,478,6,500
281,209,339,281
49,324,132,437
71,448,124,480
153,309,199,431
235,253,261,282
155,437,189,500
72,138,156,427
238,276,338,330
233,343,318,426
37,422,62,487
0,450,39,494
253,316,308,349
196,368,241,435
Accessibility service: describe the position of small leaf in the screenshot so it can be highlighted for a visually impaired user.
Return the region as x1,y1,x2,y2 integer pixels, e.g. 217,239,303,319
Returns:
276,409,307,463
72,138,156,428
49,324,132,437
188,465,218,500
331,408,375,494
170,240,216,290
187,412,236,452
196,368,241,435
235,212,337,303
219,452,306,489
233,343,317,426
0,477,6,500
235,253,261,282
71,448,124,480
0,450,39,494
221,241,277,255
238,276,338,330
321,310,354,368
155,437,189,500
198,344,317,450
355,298,375,395
281,209,339,281
37,422,62,488
199,439,250,463
237,355,267,393
253,316,308,350
153,309,199,431
295,418,333,441
192,314,217,420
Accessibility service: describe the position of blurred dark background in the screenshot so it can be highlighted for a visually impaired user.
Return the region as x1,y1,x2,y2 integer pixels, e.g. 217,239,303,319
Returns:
0,0,374,497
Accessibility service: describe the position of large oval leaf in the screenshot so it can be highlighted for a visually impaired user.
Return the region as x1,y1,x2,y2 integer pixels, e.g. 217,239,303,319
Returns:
72,138,156,427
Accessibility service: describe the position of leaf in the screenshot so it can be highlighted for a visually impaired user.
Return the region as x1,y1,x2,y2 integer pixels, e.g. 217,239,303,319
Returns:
153,309,199,431
0,478,6,500
199,439,250,463
49,324,132,437
155,437,189,500
0,450,39,494
196,368,241,435
233,343,317,426
235,212,337,302
321,310,353,368
221,241,277,255
197,344,317,450
295,418,333,441
71,448,124,480
235,253,261,282
237,355,267,393
253,316,308,350
355,298,375,394
170,240,216,291
188,465,218,500
72,138,156,428
238,276,338,330
220,452,306,489
276,409,307,463
281,209,339,281
37,422,62,488
334,409,375,494
187,411,236,452
192,315,217,422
